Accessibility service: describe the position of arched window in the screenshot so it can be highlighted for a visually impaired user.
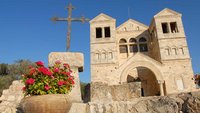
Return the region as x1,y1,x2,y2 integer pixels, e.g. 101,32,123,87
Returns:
165,48,170,55
179,48,184,55
119,39,127,43
108,52,113,59
129,38,137,43
120,45,128,53
129,38,138,53
95,53,100,60
139,37,148,52
102,52,106,59
139,37,147,42
172,48,177,55
119,39,128,53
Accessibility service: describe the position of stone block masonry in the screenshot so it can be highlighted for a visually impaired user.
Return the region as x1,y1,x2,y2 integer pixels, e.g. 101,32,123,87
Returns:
90,82,141,102
68,91,200,113
48,52,84,102
0,80,24,113
49,52,84,72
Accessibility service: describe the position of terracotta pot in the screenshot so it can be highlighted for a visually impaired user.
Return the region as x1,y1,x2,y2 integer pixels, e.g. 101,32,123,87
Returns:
19,94,72,113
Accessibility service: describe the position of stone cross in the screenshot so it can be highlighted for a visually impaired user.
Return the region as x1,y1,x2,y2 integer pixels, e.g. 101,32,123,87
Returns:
51,3,89,51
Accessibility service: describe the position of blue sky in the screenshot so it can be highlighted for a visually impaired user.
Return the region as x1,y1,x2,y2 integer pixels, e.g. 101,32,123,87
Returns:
0,0,200,83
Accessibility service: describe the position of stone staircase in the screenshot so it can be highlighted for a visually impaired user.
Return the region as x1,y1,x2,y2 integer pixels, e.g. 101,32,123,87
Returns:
0,80,24,113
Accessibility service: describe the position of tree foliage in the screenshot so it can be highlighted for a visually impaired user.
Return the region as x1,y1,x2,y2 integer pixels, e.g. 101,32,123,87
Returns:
9,59,35,79
0,75,15,96
0,63,9,75
0,59,35,96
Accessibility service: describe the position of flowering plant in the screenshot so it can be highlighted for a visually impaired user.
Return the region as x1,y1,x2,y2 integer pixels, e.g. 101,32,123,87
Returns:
22,61,75,95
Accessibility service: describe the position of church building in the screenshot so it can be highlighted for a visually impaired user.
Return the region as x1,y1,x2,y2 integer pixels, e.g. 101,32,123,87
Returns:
90,8,195,96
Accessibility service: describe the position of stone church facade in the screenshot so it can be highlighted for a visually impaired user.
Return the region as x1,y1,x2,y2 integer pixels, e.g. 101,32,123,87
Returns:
90,8,195,97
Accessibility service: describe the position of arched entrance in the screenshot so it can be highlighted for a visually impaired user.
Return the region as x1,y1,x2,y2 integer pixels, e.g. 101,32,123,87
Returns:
120,61,165,96
126,67,160,96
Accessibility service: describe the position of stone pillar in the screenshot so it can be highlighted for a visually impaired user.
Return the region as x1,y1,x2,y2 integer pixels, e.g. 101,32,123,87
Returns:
102,27,105,38
168,22,171,33
48,52,84,102
127,45,130,57
158,80,164,96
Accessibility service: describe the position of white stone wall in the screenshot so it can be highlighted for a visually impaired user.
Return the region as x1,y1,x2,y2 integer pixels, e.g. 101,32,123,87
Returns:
90,14,119,84
161,60,195,94
0,80,24,113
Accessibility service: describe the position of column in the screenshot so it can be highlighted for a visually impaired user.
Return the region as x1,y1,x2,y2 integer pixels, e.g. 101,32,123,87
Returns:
102,27,105,38
168,22,171,33
127,44,130,57
158,80,164,96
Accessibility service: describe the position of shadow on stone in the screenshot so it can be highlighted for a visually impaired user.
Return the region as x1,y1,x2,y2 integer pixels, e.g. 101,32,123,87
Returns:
82,83,90,103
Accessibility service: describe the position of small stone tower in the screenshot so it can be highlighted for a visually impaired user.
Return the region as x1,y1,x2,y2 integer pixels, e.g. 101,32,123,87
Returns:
90,13,119,83
149,8,194,93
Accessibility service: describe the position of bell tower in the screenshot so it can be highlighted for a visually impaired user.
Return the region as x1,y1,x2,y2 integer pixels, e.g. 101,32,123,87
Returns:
149,8,195,93
90,13,118,83
150,8,190,61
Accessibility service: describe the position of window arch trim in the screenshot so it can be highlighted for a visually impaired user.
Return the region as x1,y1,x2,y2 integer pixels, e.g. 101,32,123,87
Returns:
119,38,127,43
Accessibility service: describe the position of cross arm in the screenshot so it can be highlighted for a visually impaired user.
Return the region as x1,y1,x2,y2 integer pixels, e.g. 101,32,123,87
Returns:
72,17,90,23
50,16,89,23
50,16,68,23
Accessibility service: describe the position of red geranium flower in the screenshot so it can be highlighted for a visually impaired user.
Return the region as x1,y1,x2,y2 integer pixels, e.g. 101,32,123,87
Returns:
71,80,75,84
46,70,53,76
44,85,50,91
53,68,59,73
58,81,65,86
68,77,73,81
63,63,70,68
38,67,47,73
35,61,44,66
26,78,35,85
66,72,71,76
61,72,67,75
29,68,36,75
38,67,52,76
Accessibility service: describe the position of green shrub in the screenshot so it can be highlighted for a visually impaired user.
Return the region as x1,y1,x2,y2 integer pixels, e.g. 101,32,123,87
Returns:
0,75,15,96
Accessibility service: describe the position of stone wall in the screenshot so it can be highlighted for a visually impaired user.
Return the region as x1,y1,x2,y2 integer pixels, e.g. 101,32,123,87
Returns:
89,97,179,113
90,82,141,102
0,80,24,113
69,91,200,113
